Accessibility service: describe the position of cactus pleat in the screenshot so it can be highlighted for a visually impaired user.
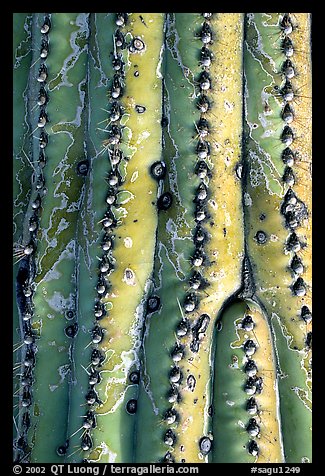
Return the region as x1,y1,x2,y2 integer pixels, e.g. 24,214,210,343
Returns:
63,12,115,462
243,13,312,462
13,13,33,245
76,13,165,463
135,13,245,463
135,12,204,464
211,300,283,462
183,14,246,461
14,13,91,462
13,12,312,463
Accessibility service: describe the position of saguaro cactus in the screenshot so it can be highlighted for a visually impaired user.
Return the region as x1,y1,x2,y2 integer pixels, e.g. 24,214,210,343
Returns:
13,12,312,464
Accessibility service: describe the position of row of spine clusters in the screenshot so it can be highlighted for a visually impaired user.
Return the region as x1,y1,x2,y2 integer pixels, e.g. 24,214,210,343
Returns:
15,14,51,461
240,314,263,458
161,13,215,463
77,13,131,455
278,14,312,335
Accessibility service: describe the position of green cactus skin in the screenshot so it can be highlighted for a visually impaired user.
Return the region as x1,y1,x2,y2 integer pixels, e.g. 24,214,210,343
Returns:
13,13,33,246
13,13,33,451
13,13,51,462
243,13,312,463
13,12,312,464
64,12,116,463
136,13,245,463
15,13,91,463
169,13,245,463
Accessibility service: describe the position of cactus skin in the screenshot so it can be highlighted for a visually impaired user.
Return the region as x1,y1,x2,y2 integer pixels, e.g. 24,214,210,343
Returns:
244,12,312,351
175,13,245,462
13,13,311,464
135,12,203,464
13,13,33,246
243,13,312,463
135,13,246,463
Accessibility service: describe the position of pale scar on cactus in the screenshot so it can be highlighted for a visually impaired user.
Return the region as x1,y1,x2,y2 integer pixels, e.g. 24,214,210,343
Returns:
13,13,312,463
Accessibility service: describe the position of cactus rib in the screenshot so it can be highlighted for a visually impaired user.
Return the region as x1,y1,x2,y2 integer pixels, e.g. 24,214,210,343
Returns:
243,13,312,462
211,300,283,463
79,13,164,463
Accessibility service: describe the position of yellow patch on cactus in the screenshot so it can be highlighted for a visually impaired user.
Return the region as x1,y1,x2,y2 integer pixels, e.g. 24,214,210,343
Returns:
204,12,245,294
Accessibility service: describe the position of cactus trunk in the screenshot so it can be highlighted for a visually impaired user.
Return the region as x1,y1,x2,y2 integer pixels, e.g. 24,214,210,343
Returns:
13,12,312,464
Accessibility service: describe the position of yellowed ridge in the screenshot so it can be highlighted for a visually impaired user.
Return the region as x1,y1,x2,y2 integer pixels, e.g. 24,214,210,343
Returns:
173,13,245,463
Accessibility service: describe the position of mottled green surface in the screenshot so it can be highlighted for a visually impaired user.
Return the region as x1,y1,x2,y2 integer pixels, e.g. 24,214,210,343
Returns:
244,13,285,197
135,250,185,462
82,13,164,463
13,13,33,244
13,13,33,442
28,13,90,462
271,317,311,462
163,13,202,227
65,12,114,462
